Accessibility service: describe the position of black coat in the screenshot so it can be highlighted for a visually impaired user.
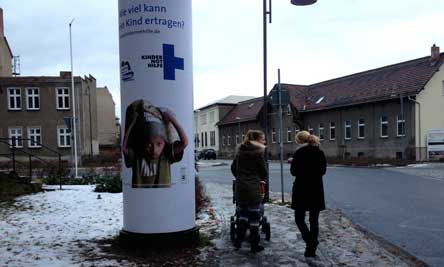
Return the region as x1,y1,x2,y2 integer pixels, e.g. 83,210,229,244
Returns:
290,145,327,211
231,142,268,206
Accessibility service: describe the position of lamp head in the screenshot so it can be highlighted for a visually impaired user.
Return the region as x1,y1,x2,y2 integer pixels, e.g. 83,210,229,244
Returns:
290,0,317,5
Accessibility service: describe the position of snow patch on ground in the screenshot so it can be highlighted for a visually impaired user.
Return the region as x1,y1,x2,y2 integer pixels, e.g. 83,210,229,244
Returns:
0,185,122,267
200,182,414,267
0,183,422,267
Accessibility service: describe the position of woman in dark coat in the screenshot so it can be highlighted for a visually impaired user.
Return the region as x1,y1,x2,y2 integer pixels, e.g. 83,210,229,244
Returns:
231,130,267,253
290,130,327,258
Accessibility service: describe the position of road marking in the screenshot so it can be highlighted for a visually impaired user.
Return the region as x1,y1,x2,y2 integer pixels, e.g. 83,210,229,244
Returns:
399,224,444,233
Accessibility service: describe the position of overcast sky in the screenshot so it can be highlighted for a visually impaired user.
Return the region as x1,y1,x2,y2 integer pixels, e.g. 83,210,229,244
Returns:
2,0,444,118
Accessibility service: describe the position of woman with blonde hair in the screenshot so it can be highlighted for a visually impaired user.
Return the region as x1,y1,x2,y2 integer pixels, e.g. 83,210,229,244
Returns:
231,129,267,253
290,130,326,257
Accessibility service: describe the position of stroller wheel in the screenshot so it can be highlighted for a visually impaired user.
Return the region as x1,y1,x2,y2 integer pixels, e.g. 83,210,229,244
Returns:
261,216,268,224
261,216,268,233
263,222,271,241
230,222,236,242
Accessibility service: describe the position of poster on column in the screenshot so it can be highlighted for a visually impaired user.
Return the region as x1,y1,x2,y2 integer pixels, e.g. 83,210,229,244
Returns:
118,0,195,234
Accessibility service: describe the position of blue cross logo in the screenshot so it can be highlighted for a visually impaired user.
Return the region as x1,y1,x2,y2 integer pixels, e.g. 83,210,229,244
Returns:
163,44,184,81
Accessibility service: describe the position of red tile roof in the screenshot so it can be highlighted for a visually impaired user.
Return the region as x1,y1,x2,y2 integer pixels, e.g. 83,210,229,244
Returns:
217,97,264,126
219,52,444,124
285,53,444,112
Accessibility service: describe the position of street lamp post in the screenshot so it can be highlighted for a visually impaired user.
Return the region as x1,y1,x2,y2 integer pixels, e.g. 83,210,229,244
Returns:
262,0,317,200
69,18,79,178
87,86,93,159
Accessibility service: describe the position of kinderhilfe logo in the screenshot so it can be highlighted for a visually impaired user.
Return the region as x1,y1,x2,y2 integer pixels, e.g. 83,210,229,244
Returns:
121,61,135,82
141,44,184,81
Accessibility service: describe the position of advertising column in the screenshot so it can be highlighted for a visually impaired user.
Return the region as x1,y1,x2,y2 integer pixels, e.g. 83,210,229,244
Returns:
118,0,196,241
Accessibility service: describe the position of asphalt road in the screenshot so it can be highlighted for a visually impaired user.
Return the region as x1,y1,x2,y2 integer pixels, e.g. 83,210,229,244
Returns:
198,160,444,267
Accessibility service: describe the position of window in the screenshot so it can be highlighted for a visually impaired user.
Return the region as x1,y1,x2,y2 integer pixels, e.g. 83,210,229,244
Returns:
56,87,70,110
8,127,23,148
294,127,300,141
209,111,215,123
287,127,292,142
343,152,351,159
26,88,40,110
358,152,365,158
319,123,325,141
210,131,216,146
28,127,42,148
57,127,71,147
271,128,277,143
8,88,21,110
396,152,403,160
330,122,336,140
315,96,325,104
287,104,292,115
200,114,207,125
235,134,239,144
242,134,245,142
222,136,226,146
397,114,405,137
380,116,388,138
344,120,351,140
308,126,314,135
195,134,199,147
227,135,231,146
205,132,208,147
200,133,205,147
358,119,365,139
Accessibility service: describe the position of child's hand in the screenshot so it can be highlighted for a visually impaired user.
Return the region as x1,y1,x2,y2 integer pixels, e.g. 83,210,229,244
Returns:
161,109,176,123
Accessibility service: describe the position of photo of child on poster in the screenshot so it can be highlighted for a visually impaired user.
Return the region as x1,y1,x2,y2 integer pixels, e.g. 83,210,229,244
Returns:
122,99,188,188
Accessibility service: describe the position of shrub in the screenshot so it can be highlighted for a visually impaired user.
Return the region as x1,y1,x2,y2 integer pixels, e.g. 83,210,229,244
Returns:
195,176,209,214
94,174,122,193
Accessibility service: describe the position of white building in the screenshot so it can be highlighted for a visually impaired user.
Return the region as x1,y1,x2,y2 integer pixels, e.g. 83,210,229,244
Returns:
194,95,254,153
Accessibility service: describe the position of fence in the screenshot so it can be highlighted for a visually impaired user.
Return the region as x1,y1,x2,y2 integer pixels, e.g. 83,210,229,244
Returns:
0,137,64,188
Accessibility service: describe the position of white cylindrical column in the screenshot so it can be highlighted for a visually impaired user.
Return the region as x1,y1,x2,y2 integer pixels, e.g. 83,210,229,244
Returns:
118,0,195,237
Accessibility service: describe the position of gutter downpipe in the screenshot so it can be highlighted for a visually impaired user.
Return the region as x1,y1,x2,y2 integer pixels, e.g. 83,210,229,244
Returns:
408,96,421,161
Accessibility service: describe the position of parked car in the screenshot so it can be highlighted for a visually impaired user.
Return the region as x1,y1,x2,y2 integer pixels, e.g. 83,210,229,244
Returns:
199,149,217,160
287,157,293,164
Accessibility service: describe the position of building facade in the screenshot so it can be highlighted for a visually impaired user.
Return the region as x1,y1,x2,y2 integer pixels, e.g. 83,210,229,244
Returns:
96,86,117,149
219,45,444,162
217,97,263,158
0,72,100,161
194,95,253,153
0,8,13,77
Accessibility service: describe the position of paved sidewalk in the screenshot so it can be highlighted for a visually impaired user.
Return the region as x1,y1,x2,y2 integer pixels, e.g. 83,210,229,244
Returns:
198,182,420,267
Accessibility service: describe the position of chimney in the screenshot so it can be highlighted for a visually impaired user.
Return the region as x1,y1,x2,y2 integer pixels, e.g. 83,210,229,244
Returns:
0,8,4,37
431,44,440,61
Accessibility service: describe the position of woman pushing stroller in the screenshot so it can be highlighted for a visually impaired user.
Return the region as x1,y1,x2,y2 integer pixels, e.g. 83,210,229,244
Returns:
231,130,267,253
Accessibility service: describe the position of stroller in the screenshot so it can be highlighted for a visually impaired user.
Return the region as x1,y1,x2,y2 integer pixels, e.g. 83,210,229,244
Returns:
230,179,271,242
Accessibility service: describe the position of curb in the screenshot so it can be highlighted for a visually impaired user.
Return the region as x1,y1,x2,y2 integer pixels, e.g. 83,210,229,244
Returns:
353,223,429,267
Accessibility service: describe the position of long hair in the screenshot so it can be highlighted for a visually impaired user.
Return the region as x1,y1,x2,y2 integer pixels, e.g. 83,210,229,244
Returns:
243,129,265,144
296,130,320,146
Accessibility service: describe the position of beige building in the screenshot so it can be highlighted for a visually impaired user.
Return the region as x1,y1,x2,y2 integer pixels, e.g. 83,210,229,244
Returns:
96,86,117,147
194,95,254,153
413,45,444,160
0,8,13,77
0,71,100,161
